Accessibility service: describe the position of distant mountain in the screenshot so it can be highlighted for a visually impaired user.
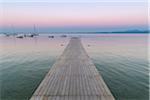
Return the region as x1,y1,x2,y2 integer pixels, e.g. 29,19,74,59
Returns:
110,29,149,33
94,29,149,34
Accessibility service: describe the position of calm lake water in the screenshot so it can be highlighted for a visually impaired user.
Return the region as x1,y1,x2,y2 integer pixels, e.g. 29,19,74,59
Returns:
0,34,149,100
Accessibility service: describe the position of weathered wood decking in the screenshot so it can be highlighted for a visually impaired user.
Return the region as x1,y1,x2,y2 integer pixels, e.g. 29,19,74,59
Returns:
30,37,115,100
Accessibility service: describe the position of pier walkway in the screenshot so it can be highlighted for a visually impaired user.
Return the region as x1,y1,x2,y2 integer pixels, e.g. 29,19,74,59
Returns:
30,37,115,100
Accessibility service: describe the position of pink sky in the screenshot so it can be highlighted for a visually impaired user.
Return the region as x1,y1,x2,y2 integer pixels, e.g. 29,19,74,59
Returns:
0,2,148,32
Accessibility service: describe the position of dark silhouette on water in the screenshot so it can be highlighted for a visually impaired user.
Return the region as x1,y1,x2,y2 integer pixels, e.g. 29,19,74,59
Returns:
48,36,54,38
16,35,23,38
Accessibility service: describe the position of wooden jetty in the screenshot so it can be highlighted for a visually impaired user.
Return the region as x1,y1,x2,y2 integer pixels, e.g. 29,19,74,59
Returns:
30,37,115,100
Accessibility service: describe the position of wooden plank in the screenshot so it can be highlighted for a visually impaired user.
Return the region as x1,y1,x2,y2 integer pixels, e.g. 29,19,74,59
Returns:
30,37,115,100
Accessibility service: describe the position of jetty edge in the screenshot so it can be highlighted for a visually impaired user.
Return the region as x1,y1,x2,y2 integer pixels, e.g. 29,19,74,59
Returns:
30,37,115,100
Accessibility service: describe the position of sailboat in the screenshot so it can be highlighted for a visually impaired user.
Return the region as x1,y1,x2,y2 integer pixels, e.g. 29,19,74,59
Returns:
16,34,24,38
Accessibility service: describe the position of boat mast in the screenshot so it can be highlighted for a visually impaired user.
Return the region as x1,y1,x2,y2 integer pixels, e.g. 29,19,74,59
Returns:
33,25,36,33
11,24,15,34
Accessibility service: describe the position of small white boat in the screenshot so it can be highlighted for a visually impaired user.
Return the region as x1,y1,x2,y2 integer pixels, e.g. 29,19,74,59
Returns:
16,34,24,38
61,35,67,37
24,34,34,37
33,33,39,36
4,33,10,37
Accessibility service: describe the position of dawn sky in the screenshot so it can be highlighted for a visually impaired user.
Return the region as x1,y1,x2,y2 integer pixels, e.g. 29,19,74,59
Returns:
0,0,148,32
